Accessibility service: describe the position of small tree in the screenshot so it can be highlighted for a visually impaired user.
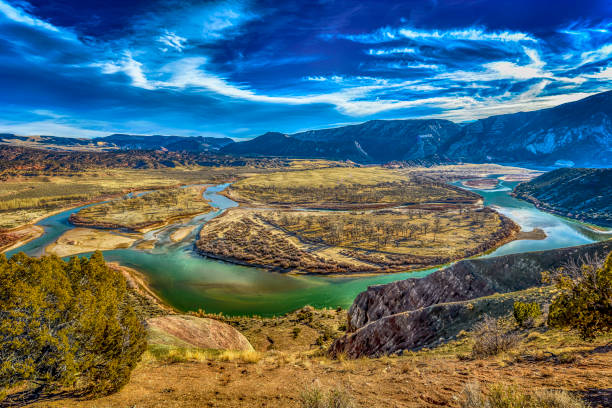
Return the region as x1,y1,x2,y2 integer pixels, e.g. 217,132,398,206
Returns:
546,251,612,340
0,251,146,399
513,301,541,327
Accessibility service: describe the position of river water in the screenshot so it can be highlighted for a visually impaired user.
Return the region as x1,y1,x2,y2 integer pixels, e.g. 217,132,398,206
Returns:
7,179,610,316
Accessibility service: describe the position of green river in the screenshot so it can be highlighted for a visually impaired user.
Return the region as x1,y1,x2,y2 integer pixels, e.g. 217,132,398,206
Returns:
7,179,611,316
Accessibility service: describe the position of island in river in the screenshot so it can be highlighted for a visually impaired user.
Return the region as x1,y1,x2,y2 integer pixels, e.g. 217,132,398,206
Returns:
197,167,520,275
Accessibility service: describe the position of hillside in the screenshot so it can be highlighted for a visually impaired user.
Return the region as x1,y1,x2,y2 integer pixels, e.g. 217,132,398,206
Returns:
0,133,233,152
221,91,612,166
330,240,612,358
443,91,612,166
222,120,461,162
513,168,612,227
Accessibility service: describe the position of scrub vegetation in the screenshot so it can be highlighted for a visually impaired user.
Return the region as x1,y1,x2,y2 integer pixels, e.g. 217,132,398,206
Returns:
0,252,145,401
198,166,519,274
70,186,212,231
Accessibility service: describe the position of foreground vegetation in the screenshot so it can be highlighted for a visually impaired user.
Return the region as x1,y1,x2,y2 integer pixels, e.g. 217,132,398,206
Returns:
2,250,610,407
0,252,145,401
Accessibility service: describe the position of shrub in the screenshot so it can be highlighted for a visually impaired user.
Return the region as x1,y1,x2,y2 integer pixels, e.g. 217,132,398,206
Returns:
513,301,541,327
0,251,146,399
460,383,587,408
471,316,519,358
546,251,612,340
292,327,302,339
300,385,357,408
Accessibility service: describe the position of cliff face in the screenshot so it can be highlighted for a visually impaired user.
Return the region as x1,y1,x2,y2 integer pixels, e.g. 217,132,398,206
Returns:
331,240,612,358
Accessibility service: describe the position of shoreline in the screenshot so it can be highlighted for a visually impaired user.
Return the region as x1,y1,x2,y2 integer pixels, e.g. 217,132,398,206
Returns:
107,262,176,315
512,192,612,229
0,225,45,254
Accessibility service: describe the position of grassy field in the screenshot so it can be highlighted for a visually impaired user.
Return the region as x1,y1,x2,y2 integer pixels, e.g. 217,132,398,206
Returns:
197,206,518,274
71,185,212,231
0,166,270,230
229,167,480,208
196,166,518,274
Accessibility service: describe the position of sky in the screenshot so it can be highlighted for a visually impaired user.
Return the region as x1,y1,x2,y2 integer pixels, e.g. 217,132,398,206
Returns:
0,0,611,139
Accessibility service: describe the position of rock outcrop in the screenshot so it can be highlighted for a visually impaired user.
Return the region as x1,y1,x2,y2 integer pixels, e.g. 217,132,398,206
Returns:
331,240,612,358
147,315,253,351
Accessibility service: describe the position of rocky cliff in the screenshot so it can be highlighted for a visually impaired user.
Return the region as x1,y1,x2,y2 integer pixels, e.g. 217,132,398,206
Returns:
330,240,612,358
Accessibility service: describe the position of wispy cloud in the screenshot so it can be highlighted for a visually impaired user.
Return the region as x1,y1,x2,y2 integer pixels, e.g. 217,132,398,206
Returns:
97,52,153,89
331,26,537,44
158,30,187,52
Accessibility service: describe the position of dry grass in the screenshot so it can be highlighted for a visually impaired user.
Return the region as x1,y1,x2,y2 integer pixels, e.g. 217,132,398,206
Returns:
145,345,262,364
72,185,212,231
460,383,589,408
0,166,273,230
197,206,518,274
230,166,479,208
20,325,610,408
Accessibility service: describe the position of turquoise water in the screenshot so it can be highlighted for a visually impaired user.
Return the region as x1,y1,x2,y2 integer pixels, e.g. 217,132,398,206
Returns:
7,180,610,316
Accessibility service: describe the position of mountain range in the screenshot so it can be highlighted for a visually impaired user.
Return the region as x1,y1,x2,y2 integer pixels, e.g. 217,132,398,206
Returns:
222,90,612,166
1,90,611,166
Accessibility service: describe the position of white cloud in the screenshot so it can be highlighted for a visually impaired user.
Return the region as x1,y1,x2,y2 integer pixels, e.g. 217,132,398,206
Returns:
0,0,57,32
336,26,536,44
98,52,153,90
585,65,612,80
0,0,78,41
367,47,415,56
158,30,187,52
0,119,109,138
580,43,612,65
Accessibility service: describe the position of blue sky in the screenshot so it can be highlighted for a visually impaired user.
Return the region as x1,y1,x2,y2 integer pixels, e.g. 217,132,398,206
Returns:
0,0,611,139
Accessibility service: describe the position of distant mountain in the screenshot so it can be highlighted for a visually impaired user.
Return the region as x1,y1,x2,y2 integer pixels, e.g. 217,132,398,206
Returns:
222,119,461,162
96,134,234,152
513,168,612,226
222,91,612,166
0,133,234,152
443,91,612,166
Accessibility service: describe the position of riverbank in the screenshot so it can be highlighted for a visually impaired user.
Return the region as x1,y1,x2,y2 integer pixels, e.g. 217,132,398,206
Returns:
45,228,138,257
0,224,44,253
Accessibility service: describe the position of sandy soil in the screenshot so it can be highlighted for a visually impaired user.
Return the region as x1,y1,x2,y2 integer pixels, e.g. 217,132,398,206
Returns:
515,228,547,241
25,340,611,408
45,228,138,257
169,226,196,242
462,178,500,189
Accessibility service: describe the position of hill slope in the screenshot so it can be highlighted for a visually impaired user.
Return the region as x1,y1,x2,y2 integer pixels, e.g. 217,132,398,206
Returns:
222,91,612,165
513,168,612,227
443,91,612,166
222,119,461,162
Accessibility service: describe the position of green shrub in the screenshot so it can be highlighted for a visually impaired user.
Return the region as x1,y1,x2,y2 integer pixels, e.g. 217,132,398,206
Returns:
513,301,541,327
0,251,146,399
547,251,612,340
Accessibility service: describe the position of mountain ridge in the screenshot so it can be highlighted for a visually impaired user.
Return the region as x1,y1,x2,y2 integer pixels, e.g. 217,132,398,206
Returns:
2,90,611,165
